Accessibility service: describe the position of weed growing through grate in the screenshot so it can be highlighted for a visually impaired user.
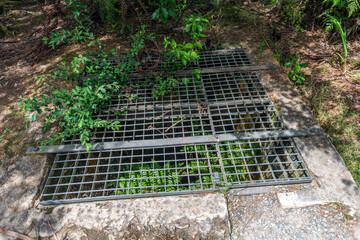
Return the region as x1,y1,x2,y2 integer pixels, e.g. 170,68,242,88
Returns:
41,138,310,201
107,159,184,195
17,0,210,152
104,145,218,195
181,144,218,187
183,141,264,184
220,142,262,183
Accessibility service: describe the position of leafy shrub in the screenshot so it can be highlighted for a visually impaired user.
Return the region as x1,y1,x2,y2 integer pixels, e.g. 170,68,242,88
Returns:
284,56,308,84
19,49,124,151
150,0,177,23
18,0,210,151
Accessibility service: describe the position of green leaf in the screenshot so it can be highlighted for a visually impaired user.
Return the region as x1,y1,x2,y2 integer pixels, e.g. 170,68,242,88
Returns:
171,39,177,48
181,58,187,66
168,9,177,18
190,51,198,59
152,9,160,20
184,43,194,49
194,42,203,48
161,7,168,20
86,143,92,152
174,49,180,58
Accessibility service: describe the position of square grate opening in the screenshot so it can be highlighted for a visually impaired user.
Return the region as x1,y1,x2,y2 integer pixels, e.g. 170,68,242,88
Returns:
38,49,313,205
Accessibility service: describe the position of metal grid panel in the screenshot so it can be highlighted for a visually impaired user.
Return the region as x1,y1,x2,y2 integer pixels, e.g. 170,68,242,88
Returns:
110,48,252,71
201,72,268,102
41,144,222,204
210,102,283,134
41,137,311,205
189,48,252,69
218,138,311,185
62,71,282,144
39,49,313,205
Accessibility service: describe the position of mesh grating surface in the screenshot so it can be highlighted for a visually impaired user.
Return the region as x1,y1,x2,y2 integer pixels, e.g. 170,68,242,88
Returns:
111,48,252,71
42,138,311,204
40,49,312,205
61,72,282,144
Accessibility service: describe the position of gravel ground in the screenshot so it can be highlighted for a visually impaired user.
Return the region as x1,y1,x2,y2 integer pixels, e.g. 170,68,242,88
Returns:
228,189,357,240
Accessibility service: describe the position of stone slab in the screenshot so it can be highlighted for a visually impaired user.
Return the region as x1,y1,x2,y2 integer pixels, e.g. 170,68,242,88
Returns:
34,193,230,240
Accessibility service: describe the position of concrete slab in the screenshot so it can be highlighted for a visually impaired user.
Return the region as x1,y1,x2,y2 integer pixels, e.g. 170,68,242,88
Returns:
34,193,230,239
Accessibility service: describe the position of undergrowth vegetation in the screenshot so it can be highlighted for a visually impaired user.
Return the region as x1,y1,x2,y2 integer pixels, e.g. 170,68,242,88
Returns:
8,0,360,187
18,0,208,151
264,0,360,71
257,0,360,185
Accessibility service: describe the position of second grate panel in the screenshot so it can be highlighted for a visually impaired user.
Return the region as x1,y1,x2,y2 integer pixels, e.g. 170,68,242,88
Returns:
41,138,312,205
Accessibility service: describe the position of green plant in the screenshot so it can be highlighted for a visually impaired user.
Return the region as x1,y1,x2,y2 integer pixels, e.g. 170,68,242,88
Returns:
162,13,208,66
163,37,201,66
284,57,308,84
280,0,307,32
108,159,184,194
18,0,210,152
43,0,96,49
323,13,348,69
18,49,124,151
20,21,207,152
323,0,360,17
184,13,209,41
96,0,121,24
150,0,178,23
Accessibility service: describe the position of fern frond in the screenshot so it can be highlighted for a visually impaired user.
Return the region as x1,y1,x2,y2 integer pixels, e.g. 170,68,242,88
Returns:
348,0,360,17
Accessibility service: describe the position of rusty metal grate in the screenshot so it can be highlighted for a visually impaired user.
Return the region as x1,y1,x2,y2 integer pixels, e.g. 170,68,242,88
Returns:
33,49,314,205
